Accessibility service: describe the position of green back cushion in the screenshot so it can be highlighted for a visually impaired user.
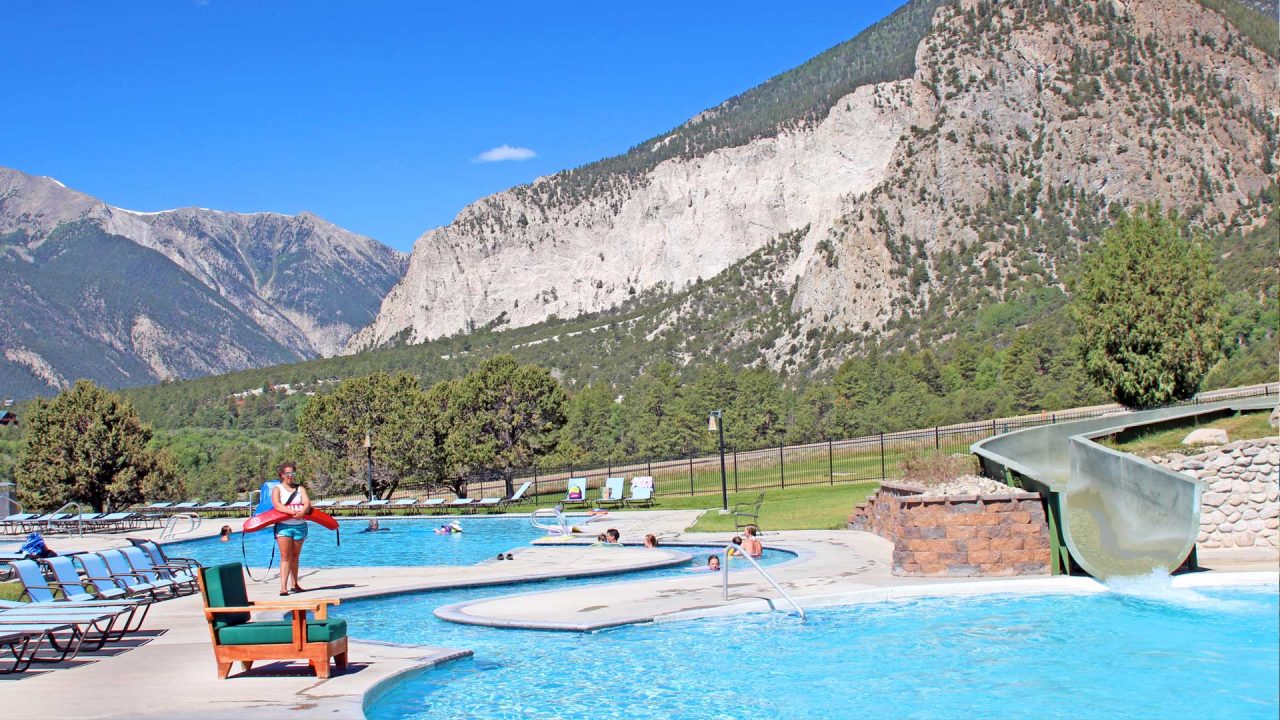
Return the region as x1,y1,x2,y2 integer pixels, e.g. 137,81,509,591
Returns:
201,563,251,629
217,618,348,646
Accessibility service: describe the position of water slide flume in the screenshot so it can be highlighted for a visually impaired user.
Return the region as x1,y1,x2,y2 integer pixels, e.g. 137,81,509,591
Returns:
971,394,1276,579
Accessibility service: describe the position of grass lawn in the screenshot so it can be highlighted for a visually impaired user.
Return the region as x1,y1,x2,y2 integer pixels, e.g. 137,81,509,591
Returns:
0,581,23,602
1105,411,1275,456
650,483,881,532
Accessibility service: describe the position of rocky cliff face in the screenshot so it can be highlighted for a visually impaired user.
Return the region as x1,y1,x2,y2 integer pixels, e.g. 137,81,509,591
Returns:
355,0,1277,363
0,168,406,396
793,0,1279,334
350,81,923,349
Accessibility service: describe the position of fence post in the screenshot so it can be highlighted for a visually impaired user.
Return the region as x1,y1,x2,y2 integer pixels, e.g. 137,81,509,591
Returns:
828,440,834,485
733,449,739,492
688,457,694,496
879,433,886,481
934,426,940,450
532,466,539,499
779,444,786,489
647,460,652,477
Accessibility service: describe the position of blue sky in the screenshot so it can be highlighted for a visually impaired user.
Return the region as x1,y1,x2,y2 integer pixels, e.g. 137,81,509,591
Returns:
1,1,900,252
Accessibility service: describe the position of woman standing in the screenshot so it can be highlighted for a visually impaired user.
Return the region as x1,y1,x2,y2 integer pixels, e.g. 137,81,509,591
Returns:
271,461,312,596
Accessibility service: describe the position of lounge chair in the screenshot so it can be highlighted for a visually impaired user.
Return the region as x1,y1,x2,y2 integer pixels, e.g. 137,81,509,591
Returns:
141,502,174,511
225,501,253,514
121,546,197,595
563,478,589,507
96,511,146,532
6,559,148,634
392,498,419,514
497,481,533,510
40,557,149,630
365,499,390,514
0,605,132,651
173,501,201,511
447,498,477,513
129,539,202,571
0,630,35,673
0,622,80,665
197,562,347,679
1,513,38,534
335,499,365,515
420,498,446,514
625,477,655,507
197,501,229,515
96,549,178,599
473,498,502,512
73,553,163,601
596,477,625,508
313,499,338,510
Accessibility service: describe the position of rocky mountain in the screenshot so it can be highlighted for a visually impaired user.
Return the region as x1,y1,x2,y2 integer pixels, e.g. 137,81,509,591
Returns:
0,168,407,398
353,0,1278,370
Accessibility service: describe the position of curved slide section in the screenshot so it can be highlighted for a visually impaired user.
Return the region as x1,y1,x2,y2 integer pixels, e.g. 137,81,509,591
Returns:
972,395,1275,578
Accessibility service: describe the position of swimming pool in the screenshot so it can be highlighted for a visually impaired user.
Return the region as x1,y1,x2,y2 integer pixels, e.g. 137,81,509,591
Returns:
167,517,544,567
364,586,1279,720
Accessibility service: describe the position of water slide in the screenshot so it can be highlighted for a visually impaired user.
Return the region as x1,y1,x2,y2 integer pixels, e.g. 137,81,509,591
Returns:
971,395,1276,579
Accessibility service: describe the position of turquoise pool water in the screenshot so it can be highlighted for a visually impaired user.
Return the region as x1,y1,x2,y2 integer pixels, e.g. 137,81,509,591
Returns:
167,517,544,567
364,586,1279,720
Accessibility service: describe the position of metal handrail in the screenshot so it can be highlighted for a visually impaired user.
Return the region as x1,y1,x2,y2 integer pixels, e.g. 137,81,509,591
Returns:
720,544,805,619
531,506,572,535
48,501,85,537
160,513,201,540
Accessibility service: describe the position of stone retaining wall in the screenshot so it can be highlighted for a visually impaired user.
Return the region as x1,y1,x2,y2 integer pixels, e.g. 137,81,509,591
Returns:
848,481,1051,577
1152,438,1280,551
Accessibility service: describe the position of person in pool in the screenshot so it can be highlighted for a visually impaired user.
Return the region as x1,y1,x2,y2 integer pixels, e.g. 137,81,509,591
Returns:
706,554,721,571
361,519,390,533
605,528,621,544
271,461,311,596
644,534,659,548
741,525,763,558
436,521,463,534
218,525,232,542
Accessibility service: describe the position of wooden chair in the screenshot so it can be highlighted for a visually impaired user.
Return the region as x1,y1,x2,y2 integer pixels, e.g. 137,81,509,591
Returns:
196,562,348,679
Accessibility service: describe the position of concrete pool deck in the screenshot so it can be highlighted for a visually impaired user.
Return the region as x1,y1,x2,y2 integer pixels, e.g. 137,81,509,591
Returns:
1,510,1275,719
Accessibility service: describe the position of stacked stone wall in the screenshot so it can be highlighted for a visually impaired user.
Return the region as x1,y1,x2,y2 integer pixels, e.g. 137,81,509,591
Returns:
1153,438,1280,551
849,481,1051,577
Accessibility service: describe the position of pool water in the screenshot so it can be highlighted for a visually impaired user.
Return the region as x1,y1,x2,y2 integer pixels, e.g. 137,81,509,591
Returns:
364,586,1279,720
168,517,543,567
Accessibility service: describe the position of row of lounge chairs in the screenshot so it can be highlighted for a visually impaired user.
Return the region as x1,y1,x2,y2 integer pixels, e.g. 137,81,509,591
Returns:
315,480,536,515
136,500,254,516
0,512,162,535
0,541,201,673
563,476,654,508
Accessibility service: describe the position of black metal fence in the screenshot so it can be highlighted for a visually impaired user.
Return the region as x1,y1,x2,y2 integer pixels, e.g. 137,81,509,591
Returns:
391,383,1278,503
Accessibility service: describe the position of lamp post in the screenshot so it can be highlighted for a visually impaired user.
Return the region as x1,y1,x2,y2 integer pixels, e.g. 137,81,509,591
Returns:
363,431,375,501
709,410,728,511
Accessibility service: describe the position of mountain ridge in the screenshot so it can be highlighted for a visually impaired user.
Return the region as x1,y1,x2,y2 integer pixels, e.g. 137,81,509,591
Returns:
0,167,407,398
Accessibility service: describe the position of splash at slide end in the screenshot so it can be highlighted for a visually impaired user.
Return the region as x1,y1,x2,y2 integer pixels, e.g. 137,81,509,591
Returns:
971,393,1276,579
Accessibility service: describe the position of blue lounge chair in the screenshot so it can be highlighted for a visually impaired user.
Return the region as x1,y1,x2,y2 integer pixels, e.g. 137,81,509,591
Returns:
129,539,201,571
447,498,476,513
0,630,35,673
95,550,176,599
597,477,625,508
335,499,364,515
73,553,162,601
564,478,589,507
1,513,37,534
392,498,419,514
225,501,253,514
420,498,446,514
625,476,655,507
365,499,390,514
172,501,201,511
121,546,197,595
6,559,149,634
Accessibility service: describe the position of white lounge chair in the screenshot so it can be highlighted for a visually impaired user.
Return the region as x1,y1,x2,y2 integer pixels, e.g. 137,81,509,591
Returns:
420,498,446,514
447,498,477,513
497,481,533,510
392,498,419,514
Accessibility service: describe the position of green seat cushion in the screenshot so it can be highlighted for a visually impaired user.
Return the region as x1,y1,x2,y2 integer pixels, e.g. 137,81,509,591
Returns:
216,618,348,646
201,563,251,629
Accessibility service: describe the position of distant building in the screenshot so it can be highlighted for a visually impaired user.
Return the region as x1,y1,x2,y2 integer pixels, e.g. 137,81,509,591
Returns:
0,411,16,426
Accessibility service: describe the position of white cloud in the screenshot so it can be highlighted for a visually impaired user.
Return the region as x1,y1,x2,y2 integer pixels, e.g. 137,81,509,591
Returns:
474,145,537,163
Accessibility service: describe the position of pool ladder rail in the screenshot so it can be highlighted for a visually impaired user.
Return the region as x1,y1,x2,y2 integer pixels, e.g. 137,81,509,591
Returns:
160,512,201,540
720,544,805,619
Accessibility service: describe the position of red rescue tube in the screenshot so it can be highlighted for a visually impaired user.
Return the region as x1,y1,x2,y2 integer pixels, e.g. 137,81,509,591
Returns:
242,508,339,533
